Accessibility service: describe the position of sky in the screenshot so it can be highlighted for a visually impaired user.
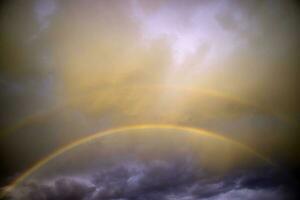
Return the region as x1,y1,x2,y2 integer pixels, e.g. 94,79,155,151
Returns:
0,0,300,199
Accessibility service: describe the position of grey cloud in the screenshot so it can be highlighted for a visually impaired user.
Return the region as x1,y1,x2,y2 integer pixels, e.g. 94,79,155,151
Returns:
215,10,239,31
206,188,285,200
33,0,58,39
7,158,295,200
9,178,95,200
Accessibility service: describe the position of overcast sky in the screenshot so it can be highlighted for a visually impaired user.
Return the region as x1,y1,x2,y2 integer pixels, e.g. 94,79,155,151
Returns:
0,0,299,199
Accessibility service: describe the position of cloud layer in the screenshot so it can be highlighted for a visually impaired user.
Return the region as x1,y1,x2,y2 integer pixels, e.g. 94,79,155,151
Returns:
8,158,296,200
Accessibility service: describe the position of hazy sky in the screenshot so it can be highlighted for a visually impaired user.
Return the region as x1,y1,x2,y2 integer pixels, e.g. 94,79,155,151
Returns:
0,0,299,199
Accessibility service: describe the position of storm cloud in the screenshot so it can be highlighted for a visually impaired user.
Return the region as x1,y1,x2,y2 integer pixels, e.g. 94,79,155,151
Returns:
7,158,296,200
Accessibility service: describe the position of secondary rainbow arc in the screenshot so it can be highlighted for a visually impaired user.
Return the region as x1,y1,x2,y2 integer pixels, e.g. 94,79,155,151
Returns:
1,84,294,139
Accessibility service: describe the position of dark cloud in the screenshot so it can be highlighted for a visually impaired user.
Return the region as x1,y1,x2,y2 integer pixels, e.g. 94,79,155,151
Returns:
6,158,297,200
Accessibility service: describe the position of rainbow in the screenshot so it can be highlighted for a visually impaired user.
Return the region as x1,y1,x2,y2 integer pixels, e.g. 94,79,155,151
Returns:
2,123,273,197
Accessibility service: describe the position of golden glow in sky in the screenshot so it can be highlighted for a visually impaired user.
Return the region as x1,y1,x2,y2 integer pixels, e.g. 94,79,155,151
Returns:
0,1,299,199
